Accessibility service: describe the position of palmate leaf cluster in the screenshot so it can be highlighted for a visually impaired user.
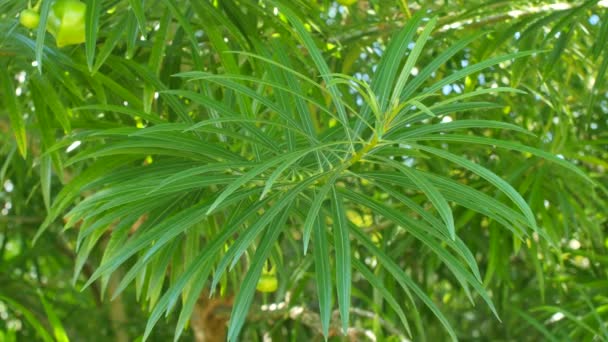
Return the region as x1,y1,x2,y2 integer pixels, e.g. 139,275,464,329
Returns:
0,1,607,341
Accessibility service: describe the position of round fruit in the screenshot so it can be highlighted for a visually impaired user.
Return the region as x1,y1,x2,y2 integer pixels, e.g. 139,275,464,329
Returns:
19,9,40,29
256,274,278,293
47,0,86,47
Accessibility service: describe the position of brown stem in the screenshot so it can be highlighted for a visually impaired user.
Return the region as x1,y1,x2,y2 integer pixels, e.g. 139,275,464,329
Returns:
190,293,232,342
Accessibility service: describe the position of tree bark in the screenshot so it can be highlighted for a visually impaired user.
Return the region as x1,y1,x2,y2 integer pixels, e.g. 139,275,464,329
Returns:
189,293,232,342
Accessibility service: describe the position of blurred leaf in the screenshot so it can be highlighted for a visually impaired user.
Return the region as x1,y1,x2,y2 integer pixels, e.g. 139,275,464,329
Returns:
0,66,27,158
38,292,70,342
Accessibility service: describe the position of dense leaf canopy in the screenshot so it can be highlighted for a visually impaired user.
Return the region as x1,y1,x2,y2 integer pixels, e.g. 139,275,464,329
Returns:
1,1,607,341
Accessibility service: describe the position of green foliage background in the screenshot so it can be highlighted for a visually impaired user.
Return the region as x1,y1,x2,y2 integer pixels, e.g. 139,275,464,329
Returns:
0,0,607,341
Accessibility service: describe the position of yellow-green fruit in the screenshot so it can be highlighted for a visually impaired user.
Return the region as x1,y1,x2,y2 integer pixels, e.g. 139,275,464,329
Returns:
371,232,382,246
256,275,278,293
47,0,86,47
19,9,40,29
337,0,357,5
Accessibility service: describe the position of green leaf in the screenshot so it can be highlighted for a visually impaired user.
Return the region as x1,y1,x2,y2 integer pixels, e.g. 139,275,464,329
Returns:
210,175,322,293
172,256,212,342
387,119,533,140
143,10,171,113
533,306,598,337
331,186,351,334
226,205,291,342
512,308,560,342
124,11,139,59
400,31,487,100
141,193,268,340
72,104,164,124
38,292,70,342
342,188,498,319
85,0,102,71
127,0,146,33
275,1,353,151
206,143,341,215
31,89,63,172
389,17,437,109
270,41,319,139
143,257,213,341
0,295,53,342
587,46,608,126
408,99,437,118
355,10,425,135
417,51,537,100
414,134,593,184
35,0,53,72
313,215,332,339
372,180,482,280
162,89,280,151
352,258,412,338
0,67,27,158
349,220,459,341
83,194,233,289
173,73,310,135
414,144,538,230
40,155,52,212
30,75,71,133
359,170,529,237
377,156,455,240
36,156,133,241
302,170,340,254
91,15,127,74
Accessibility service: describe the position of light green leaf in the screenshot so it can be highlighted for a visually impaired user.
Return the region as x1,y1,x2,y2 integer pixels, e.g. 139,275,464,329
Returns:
38,292,70,342
390,17,437,109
